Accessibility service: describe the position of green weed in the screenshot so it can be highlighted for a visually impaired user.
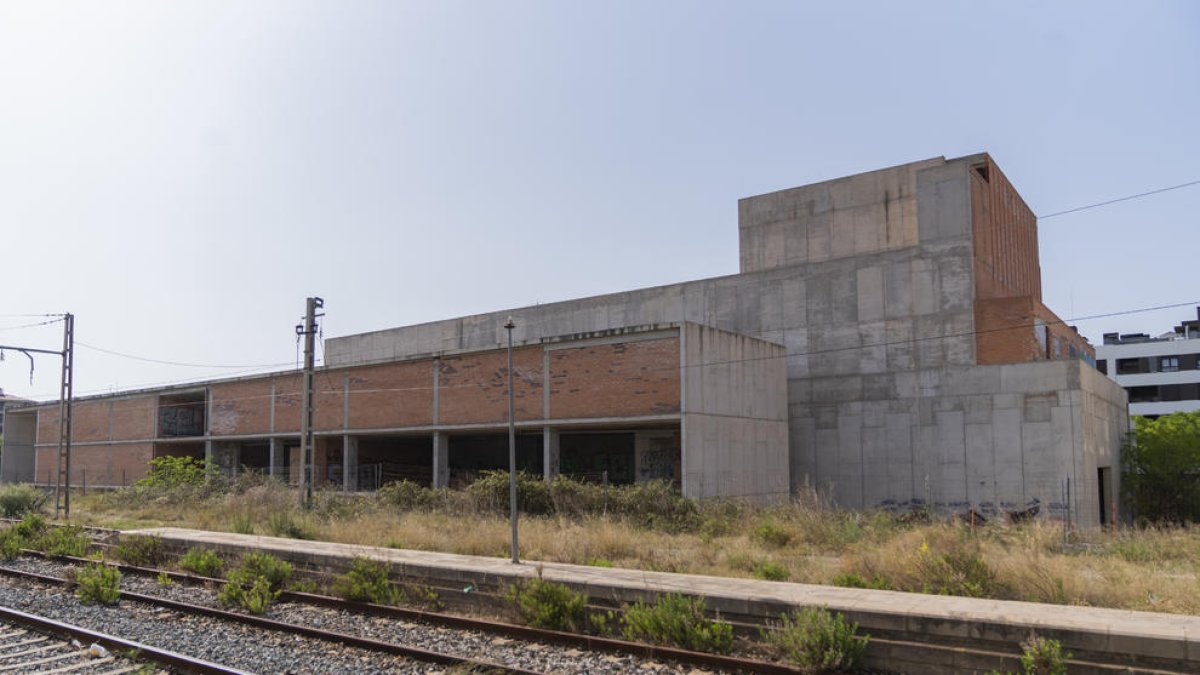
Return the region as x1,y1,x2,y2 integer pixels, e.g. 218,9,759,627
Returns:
620,593,733,654
75,563,120,605
762,606,869,670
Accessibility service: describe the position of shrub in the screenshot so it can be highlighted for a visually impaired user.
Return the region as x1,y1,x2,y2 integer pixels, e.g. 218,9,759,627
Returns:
34,526,90,558
331,557,400,605
233,552,293,592
136,455,211,491
762,606,869,670
267,512,315,540
377,480,442,511
156,571,174,587
0,529,23,560
506,575,587,632
752,560,790,581
75,563,120,605
218,576,275,615
466,471,554,516
113,535,169,567
230,514,255,535
911,540,1008,598
547,476,603,516
218,552,293,614
0,484,46,517
1020,633,1070,675
620,593,733,654
612,481,700,533
753,519,793,548
832,571,892,590
178,548,224,578
14,513,47,540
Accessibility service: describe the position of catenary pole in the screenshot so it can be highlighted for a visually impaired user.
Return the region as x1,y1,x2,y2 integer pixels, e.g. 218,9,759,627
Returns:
297,297,323,508
54,314,74,519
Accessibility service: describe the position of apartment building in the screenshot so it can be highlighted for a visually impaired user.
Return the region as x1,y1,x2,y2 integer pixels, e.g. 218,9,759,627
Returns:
1096,307,1200,417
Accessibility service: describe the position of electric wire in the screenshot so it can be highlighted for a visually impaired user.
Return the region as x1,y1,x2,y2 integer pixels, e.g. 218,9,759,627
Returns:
1038,178,1200,220
11,298,1197,405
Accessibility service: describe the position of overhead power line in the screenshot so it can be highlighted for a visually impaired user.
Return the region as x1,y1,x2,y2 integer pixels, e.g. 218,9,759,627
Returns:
1039,178,1200,220
75,341,293,369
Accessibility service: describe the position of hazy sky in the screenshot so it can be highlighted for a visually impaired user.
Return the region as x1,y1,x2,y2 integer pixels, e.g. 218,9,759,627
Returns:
1,1,1197,401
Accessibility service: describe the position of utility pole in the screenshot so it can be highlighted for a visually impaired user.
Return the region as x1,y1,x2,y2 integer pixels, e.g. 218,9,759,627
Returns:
54,314,74,519
504,316,519,564
296,297,323,508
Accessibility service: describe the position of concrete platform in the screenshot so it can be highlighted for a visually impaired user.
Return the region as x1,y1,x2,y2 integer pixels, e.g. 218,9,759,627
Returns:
128,527,1199,674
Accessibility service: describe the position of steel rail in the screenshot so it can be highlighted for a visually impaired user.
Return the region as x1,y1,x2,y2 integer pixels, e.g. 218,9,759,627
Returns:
23,551,810,675
0,565,545,675
0,603,247,675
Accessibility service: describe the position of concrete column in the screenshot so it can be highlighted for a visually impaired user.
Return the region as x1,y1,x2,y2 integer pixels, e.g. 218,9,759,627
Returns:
343,435,358,492
269,438,284,479
543,426,559,480
432,432,449,489
204,440,214,470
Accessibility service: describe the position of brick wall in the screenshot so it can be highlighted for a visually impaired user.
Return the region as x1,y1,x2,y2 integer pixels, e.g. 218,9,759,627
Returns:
438,345,544,425
347,361,433,429
549,338,680,419
976,296,1094,365
970,157,1042,302
210,380,273,436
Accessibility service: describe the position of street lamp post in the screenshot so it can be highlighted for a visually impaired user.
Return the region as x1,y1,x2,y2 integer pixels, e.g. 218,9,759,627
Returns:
505,316,519,564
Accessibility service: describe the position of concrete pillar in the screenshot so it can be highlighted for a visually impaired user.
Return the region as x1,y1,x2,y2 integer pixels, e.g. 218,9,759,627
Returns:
204,440,214,470
269,438,284,479
343,435,358,492
432,432,449,489
543,426,559,480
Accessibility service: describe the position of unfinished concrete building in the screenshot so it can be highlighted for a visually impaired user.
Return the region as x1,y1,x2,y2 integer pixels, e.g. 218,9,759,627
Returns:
1,154,1129,525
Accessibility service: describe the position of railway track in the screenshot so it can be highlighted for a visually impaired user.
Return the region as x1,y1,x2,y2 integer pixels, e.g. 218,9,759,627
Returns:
0,602,241,674
0,555,805,674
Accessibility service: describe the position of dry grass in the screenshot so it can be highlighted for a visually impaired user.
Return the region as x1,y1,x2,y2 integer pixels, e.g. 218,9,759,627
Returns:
65,480,1200,614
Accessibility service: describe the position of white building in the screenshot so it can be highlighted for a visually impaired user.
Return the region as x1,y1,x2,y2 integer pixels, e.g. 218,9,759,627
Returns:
1095,307,1200,418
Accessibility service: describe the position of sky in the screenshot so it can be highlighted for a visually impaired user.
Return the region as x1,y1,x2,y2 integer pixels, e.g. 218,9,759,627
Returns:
1,1,1197,402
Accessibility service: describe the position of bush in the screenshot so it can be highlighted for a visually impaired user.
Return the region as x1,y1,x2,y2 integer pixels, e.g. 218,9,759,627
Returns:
466,471,554,516
752,560,790,581
832,571,892,590
0,530,23,560
34,526,90,557
233,552,293,591
75,563,120,605
230,513,255,535
218,552,293,614
1020,634,1070,675
218,576,275,615
506,575,587,632
179,548,224,578
377,480,443,511
136,455,211,491
331,557,400,605
14,513,47,540
0,484,46,518
612,481,700,533
762,606,869,670
113,535,169,567
753,519,793,548
267,512,315,540
910,540,1008,598
620,593,733,654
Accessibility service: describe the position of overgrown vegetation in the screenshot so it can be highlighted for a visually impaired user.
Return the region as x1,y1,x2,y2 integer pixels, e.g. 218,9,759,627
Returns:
505,573,587,632
178,547,224,577
761,606,869,671
1018,633,1070,675
32,525,91,557
0,484,46,517
75,563,121,605
218,552,293,614
331,557,400,605
60,471,1200,614
619,593,733,654
1122,411,1200,523
113,535,169,567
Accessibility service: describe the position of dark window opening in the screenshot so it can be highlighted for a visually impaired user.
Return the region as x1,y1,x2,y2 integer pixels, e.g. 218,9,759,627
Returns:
1116,358,1145,375
356,435,434,490
1161,356,1180,373
1128,386,1159,403
973,163,990,182
448,434,542,486
1096,359,1108,375
560,432,636,485
158,391,206,437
